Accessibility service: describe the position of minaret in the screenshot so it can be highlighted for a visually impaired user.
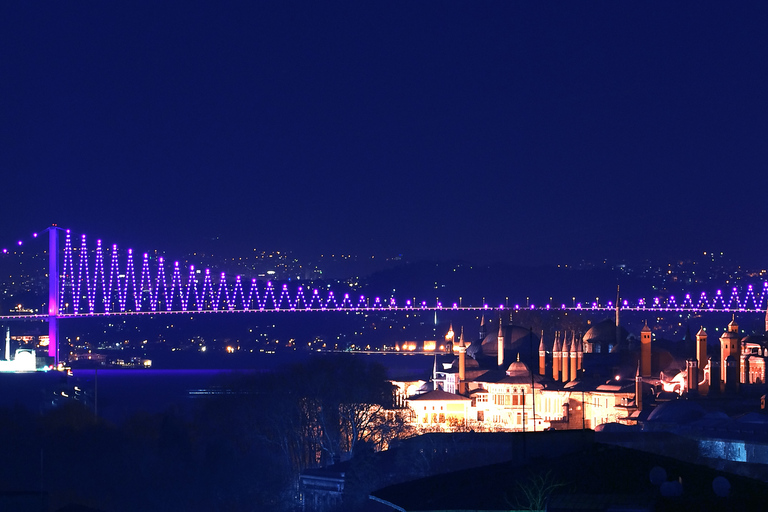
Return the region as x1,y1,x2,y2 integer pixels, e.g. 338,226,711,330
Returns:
741,349,749,385
4,327,10,361
686,357,699,396
696,327,709,394
641,320,652,377
552,332,562,381
635,362,643,412
458,327,466,395
479,314,487,343
497,320,505,367
696,327,707,370
725,355,739,393
432,354,438,390
708,356,721,395
561,336,570,383
538,331,546,376
720,315,740,385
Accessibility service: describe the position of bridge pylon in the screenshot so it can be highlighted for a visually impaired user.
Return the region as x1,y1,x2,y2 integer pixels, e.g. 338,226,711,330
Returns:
47,226,60,365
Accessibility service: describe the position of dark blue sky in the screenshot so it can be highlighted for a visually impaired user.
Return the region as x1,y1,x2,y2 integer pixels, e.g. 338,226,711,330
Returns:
2,2,767,265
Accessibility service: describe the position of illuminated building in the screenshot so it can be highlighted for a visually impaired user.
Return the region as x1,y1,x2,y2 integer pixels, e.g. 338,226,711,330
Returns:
0,328,47,372
407,305,768,432
407,389,471,427
410,318,640,432
0,349,39,372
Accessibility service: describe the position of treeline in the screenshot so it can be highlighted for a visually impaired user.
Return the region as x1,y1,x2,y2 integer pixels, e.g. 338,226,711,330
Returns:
0,355,411,511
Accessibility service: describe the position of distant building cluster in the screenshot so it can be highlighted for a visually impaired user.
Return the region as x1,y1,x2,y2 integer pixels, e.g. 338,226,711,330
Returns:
395,304,768,434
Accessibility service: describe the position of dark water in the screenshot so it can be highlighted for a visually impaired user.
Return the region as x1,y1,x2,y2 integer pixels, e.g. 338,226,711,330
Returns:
71,368,253,423
0,352,435,424
0,369,255,424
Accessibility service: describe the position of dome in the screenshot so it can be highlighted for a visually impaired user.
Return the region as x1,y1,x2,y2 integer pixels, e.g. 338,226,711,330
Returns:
646,399,706,424
741,334,768,346
583,318,629,345
469,321,538,360
506,360,531,377
594,422,635,432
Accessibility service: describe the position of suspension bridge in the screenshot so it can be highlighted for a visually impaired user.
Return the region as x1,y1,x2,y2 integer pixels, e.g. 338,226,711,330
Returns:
1,226,767,365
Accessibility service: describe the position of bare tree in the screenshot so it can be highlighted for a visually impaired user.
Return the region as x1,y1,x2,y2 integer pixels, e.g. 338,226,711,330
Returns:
507,470,567,511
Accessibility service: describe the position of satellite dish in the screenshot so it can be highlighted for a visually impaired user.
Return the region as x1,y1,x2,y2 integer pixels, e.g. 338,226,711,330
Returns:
649,466,667,486
712,476,731,497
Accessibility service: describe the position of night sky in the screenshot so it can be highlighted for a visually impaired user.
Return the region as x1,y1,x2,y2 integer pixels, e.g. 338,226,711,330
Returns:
2,2,767,266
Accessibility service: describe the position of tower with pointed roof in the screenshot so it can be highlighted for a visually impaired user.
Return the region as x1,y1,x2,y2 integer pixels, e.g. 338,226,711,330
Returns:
720,315,740,386
641,320,652,377
539,331,546,376
740,345,749,385
696,327,709,394
457,327,466,395
570,332,578,380
635,362,643,412
686,357,699,395
561,336,570,383
552,332,561,381
696,327,707,370
432,354,438,390
708,355,721,394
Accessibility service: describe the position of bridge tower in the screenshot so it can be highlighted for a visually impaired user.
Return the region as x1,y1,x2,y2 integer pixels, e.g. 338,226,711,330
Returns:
47,226,60,365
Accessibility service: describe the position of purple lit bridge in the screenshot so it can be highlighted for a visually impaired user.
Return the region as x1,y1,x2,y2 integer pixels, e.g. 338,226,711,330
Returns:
2,227,768,365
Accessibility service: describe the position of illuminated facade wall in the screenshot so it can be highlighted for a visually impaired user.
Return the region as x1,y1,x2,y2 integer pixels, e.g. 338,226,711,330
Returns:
407,391,471,426
0,349,38,372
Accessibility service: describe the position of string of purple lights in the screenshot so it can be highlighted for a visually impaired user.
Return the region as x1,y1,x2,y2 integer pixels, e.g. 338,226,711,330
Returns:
4,229,768,316
59,231,392,314
57,230,768,315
